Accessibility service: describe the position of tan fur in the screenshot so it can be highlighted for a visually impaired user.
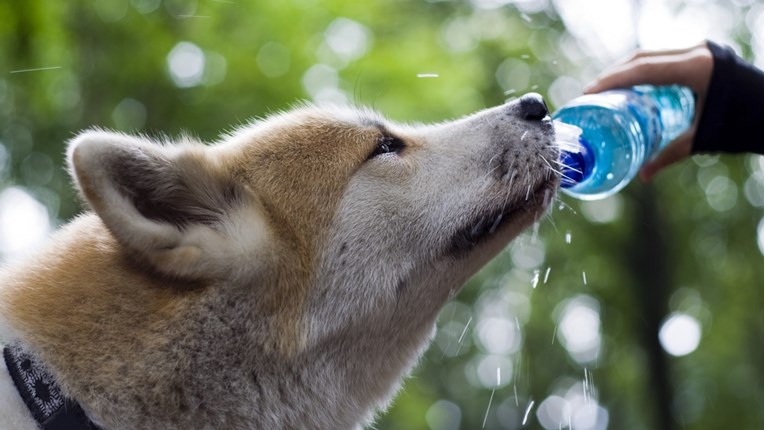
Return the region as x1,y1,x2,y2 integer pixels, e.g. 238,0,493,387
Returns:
0,101,559,429
2,216,190,366
222,114,381,350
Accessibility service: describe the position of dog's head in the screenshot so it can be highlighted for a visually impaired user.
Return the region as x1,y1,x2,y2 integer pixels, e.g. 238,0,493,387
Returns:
68,95,558,352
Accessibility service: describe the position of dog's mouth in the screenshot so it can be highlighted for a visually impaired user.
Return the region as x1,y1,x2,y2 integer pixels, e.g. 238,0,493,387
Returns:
447,178,557,257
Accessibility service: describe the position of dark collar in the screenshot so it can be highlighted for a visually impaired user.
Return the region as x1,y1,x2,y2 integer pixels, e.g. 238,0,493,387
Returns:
3,343,101,430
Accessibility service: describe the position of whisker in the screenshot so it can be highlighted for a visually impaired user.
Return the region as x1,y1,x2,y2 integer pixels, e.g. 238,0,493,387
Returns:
537,155,562,175
481,164,502,183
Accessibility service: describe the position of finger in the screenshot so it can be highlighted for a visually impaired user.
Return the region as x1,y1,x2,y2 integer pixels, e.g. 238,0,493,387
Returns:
625,43,704,62
638,131,693,182
585,45,712,94
585,58,693,94
596,46,697,78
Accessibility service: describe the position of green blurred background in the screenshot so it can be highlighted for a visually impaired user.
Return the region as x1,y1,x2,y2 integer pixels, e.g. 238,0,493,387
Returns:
0,0,762,429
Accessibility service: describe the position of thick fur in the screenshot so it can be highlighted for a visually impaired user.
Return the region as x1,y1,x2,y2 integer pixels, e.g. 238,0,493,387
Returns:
0,101,558,429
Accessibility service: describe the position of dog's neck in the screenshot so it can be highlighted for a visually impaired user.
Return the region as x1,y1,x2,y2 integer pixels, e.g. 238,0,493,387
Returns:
2,342,99,429
0,215,456,429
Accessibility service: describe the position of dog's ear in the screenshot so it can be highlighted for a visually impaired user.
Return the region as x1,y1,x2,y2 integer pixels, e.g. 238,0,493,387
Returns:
67,130,268,280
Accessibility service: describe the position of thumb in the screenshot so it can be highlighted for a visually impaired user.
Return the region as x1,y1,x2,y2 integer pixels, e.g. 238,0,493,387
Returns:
639,131,693,182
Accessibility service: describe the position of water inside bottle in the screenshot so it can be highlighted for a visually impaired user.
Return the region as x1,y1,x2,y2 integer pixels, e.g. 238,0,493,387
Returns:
554,104,643,199
552,85,694,200
553,121,590,187
648,86,696,145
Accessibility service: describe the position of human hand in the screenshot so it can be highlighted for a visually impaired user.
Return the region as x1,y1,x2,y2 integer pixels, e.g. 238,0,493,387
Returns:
583,42,714,182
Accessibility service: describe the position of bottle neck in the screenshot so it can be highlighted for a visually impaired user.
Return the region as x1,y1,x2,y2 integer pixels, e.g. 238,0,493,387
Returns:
559,136,594,188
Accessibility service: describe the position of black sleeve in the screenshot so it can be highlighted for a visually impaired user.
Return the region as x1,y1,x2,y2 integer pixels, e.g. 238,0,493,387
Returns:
691,40,764,155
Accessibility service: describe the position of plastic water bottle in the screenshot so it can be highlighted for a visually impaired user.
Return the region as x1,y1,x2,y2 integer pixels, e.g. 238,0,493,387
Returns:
553,85,695,200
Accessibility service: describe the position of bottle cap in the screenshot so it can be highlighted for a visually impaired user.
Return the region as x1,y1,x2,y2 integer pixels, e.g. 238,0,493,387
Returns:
560,137,594,188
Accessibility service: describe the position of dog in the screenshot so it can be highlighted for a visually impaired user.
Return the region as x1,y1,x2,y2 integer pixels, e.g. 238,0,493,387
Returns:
0,93,558,429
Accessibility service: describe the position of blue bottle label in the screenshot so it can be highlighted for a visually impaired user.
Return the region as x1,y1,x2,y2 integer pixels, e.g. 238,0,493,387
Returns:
615,88,663,155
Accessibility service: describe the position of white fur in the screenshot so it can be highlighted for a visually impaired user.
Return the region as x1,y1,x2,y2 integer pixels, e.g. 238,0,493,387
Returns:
0,348,37,430
0,100,558,429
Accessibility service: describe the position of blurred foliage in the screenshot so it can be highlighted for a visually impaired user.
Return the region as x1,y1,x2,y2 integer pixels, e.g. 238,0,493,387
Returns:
0,0,762,429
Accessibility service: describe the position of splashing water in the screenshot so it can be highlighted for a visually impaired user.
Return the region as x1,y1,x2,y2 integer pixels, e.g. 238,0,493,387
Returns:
583,369,589,404
454,316,473,356
9,66,62,74
530,221,540,244
482,389,496,429
531,269,540,288
554,121,583,151
481,368,501,429
522,399,535,425
554,121,585,186
583,368,593,405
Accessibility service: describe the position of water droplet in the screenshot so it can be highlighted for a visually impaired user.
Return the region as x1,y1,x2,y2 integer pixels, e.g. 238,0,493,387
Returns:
522,400,535,425
582,272,588,285
531,269,540,288
455,316,473,356
9,66,62,74
565,231,572,244
482,389,496,428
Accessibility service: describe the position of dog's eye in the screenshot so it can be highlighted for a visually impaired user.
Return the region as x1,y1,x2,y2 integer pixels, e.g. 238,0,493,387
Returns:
370,136,405,159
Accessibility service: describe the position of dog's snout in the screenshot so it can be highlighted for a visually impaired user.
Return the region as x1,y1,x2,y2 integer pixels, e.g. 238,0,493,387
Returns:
519,93,548,121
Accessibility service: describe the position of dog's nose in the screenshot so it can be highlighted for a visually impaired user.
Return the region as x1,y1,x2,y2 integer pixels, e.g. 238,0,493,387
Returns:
519,93,549,120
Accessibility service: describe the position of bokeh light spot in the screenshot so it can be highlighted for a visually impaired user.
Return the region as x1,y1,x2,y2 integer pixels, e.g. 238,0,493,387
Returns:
536,395,571,430
475,317,521,355
475,354,514,388
131,0,161,14
579,194,623,224
324,18,372,64
94,0,129,22
556,295,602,364
112,98,147,131
496,58,531,94
425,400,461,430
659,312,702,357
0,187,50,258
257,42,292,78
167,42,206,88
